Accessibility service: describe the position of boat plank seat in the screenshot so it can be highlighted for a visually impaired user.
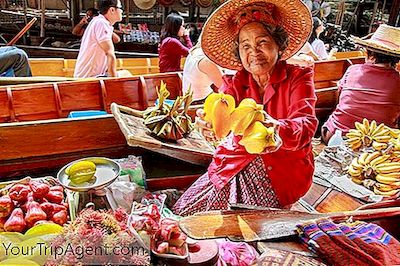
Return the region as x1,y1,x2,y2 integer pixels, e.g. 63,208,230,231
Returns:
315,86,339,126
0,72,183,122
348,57,365,65
333,51,365,59
313,59,352,89
117,58,151,75
30,58,65,77
63,59,77,77
0,116,127,163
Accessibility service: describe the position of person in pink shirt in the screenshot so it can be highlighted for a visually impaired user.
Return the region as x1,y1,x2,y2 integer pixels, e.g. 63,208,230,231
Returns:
74,0,123,78
322,24,400,144
158,13,193,73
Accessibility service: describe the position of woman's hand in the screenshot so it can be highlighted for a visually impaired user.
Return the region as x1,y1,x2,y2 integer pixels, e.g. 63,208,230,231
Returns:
184,28,190,37
80,15,89,25
262,113,280,132
195,109,217,142
260,114,282,153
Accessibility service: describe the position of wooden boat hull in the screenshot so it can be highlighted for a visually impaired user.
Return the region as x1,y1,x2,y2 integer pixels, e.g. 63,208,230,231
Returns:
0,56,365,87
15,44,158,59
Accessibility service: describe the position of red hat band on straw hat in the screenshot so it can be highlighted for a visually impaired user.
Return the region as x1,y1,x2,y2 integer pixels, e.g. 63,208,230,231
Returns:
234,3,280,34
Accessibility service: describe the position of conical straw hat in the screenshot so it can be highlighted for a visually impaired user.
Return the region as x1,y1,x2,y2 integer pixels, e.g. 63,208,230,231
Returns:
133,0,156,10
352,24,400,57
201,0,312,70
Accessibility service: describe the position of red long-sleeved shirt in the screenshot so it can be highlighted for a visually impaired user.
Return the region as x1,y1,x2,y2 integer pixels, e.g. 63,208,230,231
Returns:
208,61,318,206
324,63,400,134
158,36,192,73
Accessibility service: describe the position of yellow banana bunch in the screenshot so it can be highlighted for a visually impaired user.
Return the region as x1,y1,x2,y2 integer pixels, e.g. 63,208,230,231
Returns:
375,162,400,174
345,119,392,151
388,151,400,162
347,151,390,181
239,121,276,154
348,150,400,196
204,92,236,139
230,98,265,135
390,136,400,151
387,127,400,139
373,186,400,197
143,82,194,141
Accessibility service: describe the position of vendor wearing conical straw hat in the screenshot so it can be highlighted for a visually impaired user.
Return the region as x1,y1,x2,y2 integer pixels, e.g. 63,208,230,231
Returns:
322,24,400,144
173,0,318,215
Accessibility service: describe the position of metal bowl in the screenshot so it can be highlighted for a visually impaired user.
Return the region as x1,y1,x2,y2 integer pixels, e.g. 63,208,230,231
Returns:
57,157,121,192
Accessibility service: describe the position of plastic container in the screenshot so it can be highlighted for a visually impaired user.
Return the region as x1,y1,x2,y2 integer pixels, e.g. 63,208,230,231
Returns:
328,129,344,146
154,99,175,107
68,110,107,118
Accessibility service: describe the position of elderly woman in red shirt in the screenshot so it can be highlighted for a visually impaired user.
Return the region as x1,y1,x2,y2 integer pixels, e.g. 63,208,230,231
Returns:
173,0,318,216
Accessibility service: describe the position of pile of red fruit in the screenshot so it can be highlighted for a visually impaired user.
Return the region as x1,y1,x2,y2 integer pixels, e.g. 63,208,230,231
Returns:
153,218,187,257
0,180,69,232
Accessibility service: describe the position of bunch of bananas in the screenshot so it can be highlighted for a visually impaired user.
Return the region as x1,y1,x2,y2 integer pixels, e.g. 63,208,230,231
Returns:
348,151,400,196
142,81,194,141
203,93,278,154
345,119,392,151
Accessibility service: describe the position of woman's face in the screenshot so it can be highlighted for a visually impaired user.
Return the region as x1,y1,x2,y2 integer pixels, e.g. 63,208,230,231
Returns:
238,22,280,76
177,20,185,37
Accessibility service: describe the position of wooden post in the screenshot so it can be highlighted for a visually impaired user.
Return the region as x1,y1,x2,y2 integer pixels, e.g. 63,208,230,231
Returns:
23,0,28,44
40,0,45,38
125,0,130,24
388,0,400,26
380,0,387,21
368,0,379,33
71,0,79,27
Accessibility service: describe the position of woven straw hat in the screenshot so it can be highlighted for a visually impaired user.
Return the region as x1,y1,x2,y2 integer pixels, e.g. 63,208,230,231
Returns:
180,0,192,6
196,0,213,8
352,24,400,58
133,0,156,10
201,0,312,70
159,0,175,6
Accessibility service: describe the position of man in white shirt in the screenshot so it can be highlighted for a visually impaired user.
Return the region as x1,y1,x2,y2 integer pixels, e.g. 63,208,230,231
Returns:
74,0,123,78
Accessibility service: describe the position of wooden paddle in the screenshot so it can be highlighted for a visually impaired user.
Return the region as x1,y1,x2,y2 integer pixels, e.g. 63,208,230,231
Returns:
179,206,400,242
7,17,37,46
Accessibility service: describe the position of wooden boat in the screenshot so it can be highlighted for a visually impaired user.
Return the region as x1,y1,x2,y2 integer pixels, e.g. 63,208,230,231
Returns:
0,57,366,178
28,56,364,78
0,55,365,86
15,44,159,59
29,57,166,78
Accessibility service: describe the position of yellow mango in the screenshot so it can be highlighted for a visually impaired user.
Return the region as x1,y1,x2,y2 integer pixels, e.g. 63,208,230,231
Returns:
203,93,235,123
211,98,235,139
239,121,276,154
203,93,223,123
230,99,265,135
